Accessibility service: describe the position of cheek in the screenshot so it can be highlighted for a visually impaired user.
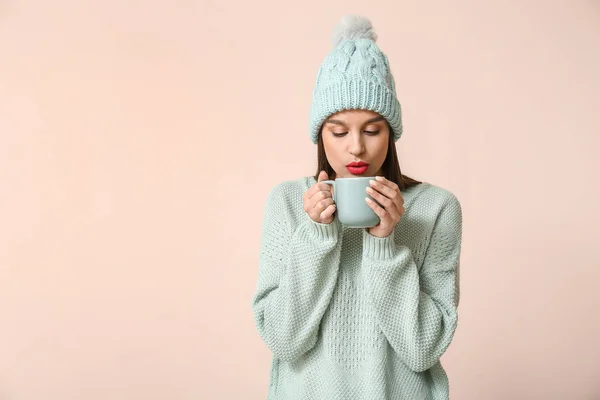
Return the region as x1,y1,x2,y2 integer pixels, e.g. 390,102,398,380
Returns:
379,141,388,156
325,148,343,165
322,140,340,163
369,137,388,158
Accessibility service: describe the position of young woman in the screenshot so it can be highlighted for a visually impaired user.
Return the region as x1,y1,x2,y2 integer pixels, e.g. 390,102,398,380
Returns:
251,15,463,400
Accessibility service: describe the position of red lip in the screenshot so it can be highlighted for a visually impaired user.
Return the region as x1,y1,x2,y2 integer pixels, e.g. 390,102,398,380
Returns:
346,166,368,174
346,161,369,167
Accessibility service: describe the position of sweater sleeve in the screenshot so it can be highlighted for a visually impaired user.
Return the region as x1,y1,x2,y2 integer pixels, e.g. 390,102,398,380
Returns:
251,184,343,361
361,194,462,372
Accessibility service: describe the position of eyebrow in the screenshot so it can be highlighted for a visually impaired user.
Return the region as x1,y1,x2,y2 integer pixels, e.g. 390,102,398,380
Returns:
325,116,385,126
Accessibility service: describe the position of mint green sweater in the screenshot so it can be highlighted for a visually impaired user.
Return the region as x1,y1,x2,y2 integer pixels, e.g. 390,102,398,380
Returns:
251,176,462,400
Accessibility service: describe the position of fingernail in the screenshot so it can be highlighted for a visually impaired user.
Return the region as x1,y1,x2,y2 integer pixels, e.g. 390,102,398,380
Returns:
369,179,376,185
366,187,373,193
375,176,384,181
365,197,372,202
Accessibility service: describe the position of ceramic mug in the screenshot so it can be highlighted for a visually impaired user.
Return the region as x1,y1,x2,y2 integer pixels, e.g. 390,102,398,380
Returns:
321,176,381,228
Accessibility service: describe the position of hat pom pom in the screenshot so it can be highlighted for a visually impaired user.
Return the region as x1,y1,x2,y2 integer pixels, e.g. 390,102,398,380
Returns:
331,15,378,48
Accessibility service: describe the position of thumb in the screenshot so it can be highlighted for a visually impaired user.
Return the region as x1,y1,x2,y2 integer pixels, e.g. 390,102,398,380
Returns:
318,170,329,182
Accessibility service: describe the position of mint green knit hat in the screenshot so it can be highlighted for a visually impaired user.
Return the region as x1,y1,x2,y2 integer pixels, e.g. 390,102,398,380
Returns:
309,15,403,144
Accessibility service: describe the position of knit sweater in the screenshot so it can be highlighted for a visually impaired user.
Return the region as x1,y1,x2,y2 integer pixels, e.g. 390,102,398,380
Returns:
251,175,463,400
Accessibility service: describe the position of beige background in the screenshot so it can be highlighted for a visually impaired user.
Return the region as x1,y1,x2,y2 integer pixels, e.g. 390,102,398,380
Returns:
1,0,599,399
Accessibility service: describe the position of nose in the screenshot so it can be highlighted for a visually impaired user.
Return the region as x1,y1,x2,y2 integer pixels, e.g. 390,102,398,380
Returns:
348,132,365,156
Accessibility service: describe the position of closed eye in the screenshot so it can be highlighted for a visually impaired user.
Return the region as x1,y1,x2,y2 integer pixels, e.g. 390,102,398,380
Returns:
332,130,380,137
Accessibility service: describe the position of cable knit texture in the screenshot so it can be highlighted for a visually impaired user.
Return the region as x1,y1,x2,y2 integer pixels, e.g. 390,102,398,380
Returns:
308,16,403,144
251,176,463,400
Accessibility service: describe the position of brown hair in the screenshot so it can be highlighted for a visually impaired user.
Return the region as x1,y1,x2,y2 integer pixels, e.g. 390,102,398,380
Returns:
313,122,422,191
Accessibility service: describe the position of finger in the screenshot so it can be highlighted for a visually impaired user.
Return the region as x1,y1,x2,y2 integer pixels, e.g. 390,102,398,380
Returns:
307,170,332,195
310,189,333,203
366,185,397,213
317,170,329,182
304,192,329,213
304,182,329,200
303,171,328,201
316,170,333,196
366,197,400,226
313,197,335,214
374,175,399,191
369,179,403,210
366,193,399,223
369,179,398,199
319,204,336,221
365,197,392,222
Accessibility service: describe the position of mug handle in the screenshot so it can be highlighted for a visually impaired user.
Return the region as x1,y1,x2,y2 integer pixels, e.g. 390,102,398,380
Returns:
320,180,336,202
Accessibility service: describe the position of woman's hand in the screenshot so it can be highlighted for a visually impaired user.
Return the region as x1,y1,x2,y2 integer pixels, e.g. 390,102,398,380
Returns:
303,170,336,224
365,176,405,237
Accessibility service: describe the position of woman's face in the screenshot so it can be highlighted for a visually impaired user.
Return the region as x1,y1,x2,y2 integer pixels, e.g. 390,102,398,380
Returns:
321,109,389,179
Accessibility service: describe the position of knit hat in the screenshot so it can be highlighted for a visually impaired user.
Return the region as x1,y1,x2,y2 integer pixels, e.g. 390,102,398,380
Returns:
308,15,403,144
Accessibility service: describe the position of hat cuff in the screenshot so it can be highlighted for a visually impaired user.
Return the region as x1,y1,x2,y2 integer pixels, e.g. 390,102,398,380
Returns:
309,79,402,144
